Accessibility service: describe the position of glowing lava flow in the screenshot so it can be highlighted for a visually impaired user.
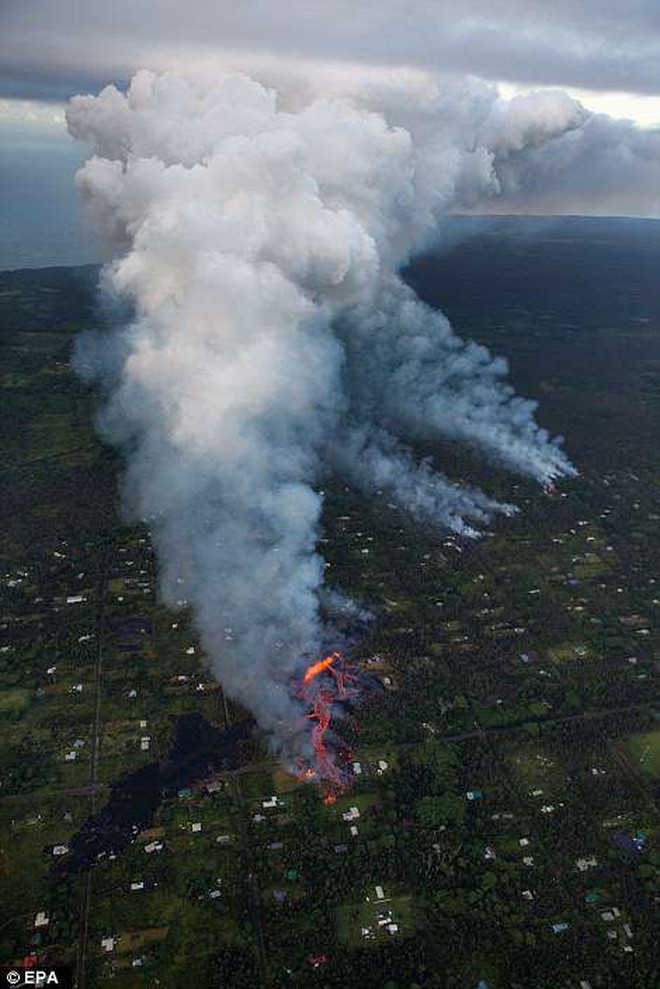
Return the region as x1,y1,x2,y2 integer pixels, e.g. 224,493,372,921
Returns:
295,651,358,793
302,651,342,684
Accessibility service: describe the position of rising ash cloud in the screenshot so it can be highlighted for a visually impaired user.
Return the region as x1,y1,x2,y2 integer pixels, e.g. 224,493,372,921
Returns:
65,69,659,769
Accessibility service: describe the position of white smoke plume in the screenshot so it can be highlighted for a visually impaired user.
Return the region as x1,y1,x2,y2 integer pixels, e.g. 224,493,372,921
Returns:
66,67,641,766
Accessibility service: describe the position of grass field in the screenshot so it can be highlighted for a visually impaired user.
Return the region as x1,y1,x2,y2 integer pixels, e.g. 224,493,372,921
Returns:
0,688,31,716
548,642,589,663
509,745,565,793
624,728,660,777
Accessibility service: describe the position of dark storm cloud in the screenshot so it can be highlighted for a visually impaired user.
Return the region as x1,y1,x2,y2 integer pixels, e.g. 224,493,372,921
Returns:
2,1,660,101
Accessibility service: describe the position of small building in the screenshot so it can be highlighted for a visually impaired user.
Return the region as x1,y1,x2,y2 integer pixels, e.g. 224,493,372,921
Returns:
34,912,49,929
576,856,598,872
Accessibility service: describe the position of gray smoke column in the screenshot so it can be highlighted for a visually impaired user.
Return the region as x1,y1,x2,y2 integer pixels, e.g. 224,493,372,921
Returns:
67,70,585,768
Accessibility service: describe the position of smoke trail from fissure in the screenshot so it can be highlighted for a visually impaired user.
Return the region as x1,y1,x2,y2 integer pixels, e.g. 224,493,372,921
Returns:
67,69,593,770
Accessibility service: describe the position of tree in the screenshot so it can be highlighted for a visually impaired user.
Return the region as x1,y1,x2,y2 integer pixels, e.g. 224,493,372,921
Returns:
415,794,465,829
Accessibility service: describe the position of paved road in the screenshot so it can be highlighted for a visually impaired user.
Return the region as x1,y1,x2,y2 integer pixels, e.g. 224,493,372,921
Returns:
74,542,110,989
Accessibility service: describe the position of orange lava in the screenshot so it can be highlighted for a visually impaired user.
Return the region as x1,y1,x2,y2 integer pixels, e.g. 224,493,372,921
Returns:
302,651,342,684
295,649,358,787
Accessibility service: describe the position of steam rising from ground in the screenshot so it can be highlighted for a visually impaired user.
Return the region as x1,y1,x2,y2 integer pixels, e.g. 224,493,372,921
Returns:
65,69,614,763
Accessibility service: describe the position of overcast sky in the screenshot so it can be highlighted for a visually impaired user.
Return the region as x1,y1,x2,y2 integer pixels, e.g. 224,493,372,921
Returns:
2,1,660,267
3,1,660,113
